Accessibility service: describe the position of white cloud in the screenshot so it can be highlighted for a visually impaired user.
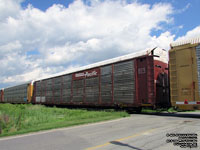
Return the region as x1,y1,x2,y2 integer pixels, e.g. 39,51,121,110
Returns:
149,32,175,50
0,0,176,88
0,0,23,21
176,26,200,41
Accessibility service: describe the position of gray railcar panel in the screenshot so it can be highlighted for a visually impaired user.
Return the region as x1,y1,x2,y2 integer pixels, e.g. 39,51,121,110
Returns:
63,81,71,88
53,77,62,102
62,87,71,102
4,83,28,103
72,80,84,102
101,75,112,84
62,75,72,102
33,59,136,105
85,77,99,102
114,60,135,104
44,79,52,103
36,75,73,103
101,65,112,75
35,81,46,103
63,74,71,82
101,65,112,103
85,77,99,87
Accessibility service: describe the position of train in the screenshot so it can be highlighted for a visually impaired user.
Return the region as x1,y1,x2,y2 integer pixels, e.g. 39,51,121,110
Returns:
1,37,200,111
0,47,169,112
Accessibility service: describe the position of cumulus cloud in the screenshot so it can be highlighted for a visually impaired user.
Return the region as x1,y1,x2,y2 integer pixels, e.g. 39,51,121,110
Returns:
0,0,176,88
0,0,23,21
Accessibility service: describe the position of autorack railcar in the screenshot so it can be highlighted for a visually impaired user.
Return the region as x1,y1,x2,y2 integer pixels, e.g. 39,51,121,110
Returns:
169,37,200,110
1,82,33,103
32,47,169,110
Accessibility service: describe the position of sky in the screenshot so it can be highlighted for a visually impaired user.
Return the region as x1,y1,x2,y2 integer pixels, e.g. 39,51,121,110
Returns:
0,0,200,89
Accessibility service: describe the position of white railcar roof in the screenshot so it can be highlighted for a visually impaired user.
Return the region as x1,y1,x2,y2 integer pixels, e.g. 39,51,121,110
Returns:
170,36,200,48
35,47,167,81
2,80,34,90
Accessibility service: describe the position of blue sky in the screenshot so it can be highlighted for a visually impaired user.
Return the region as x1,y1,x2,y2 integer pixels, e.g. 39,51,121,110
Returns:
0,0,200,88
20,0,200,38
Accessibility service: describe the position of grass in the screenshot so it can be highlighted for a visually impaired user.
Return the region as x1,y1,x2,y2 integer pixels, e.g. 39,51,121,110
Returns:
0,103,129,137
141,107,175,113
141,107,200,113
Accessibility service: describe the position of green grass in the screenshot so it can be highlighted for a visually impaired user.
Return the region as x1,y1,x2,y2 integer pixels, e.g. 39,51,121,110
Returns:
141,107,175,113
141,107,200,113
0,104,129,137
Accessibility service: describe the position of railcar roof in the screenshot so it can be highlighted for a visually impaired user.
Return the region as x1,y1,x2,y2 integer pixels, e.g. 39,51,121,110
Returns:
35,47,167,81
2,81,34,90
170,36,200,48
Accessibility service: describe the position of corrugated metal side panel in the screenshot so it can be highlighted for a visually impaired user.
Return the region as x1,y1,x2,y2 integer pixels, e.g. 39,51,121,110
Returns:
35,81,41,97
53,77,62,103
45,79,53,103
3,84,28,103
169,45,199,108
35,81,46,103
113,60,135,104
196,45,200,99
85,77,99,103
101,65,112,103
37,75,71,104
169,50,178,105
62,74,72,103
72,79,84,102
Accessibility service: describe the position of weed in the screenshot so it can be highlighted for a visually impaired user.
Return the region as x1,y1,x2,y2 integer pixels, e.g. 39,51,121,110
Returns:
0,103,129,137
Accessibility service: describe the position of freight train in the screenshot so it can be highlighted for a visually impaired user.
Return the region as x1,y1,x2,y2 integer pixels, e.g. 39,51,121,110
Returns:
0,47,169,112
1,37,200,111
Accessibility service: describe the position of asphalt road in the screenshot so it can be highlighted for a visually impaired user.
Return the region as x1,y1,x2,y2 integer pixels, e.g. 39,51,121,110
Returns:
0,112,200,150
